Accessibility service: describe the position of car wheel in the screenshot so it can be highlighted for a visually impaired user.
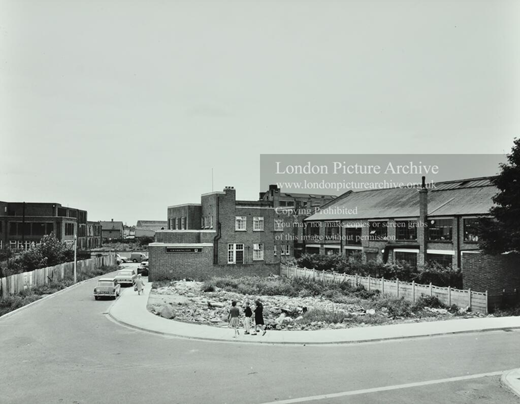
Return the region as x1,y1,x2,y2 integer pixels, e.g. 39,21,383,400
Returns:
95,296,99,300
133,259,137,263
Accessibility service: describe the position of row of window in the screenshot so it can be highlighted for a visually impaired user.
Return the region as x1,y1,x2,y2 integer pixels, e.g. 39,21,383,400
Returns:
6,222,55,236
227,243,291,264
307,218,481,243
201,216,214,229
169,217,187,230
235,216,284,232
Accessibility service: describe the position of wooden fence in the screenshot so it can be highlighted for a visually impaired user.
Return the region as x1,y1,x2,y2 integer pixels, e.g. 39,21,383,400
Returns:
281,266,488,314
0,254,116,298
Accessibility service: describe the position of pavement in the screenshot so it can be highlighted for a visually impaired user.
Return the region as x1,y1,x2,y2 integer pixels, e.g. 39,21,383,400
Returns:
109,281,520,399
108,280,520,346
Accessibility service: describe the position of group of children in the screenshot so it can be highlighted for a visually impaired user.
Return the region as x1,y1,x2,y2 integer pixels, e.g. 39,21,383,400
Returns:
228,299,267,338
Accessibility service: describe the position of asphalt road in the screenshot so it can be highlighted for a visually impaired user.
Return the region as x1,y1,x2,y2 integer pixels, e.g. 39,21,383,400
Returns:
1,273,519,404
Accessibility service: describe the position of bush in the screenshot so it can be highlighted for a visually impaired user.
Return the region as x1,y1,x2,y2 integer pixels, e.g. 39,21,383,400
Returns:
412,262,463,288
413,294,445,310
372,297,413,318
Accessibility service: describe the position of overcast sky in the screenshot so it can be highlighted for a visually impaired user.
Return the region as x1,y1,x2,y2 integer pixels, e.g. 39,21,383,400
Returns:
1,0,519,225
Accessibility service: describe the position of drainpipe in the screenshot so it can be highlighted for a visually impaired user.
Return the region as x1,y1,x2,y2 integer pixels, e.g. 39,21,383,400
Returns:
418,176,428,268
22,202,26,249
213,197,221,265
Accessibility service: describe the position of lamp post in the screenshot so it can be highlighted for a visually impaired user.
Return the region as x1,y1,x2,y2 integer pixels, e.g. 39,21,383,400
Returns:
74,231,77,284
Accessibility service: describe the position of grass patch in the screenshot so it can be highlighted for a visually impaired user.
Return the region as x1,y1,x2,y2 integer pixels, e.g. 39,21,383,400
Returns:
202,275,380,303
0,264,119,318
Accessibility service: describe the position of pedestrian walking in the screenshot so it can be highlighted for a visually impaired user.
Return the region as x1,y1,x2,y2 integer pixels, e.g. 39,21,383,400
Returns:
228,301,240,338
243,301,253,335
134,274,145,295
252,299,266,336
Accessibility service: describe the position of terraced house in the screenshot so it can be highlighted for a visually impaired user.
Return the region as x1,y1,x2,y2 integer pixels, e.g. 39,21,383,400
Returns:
303,176,497,269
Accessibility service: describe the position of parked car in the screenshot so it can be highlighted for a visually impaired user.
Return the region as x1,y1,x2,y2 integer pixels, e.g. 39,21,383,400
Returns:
130,252,148,263
116,254,127,265
94,278,121,300
137,261,149,276
114,269,136,286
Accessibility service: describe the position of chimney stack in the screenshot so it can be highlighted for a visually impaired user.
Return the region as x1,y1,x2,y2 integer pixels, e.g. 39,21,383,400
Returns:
418,176,428,267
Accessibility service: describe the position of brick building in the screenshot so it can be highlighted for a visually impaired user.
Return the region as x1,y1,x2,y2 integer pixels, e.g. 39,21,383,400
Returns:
303,176,497,268
150,185,335,281
0,201,101,251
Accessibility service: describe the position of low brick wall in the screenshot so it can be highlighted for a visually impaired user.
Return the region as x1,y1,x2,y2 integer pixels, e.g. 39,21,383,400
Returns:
462,251,520,310
149,244,280,281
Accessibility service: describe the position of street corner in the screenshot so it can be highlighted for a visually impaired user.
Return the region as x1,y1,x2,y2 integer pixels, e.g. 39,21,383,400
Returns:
502,368,520,398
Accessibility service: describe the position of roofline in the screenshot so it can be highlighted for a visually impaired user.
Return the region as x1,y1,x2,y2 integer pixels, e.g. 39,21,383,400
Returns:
167,203,202,208
201,191,226,197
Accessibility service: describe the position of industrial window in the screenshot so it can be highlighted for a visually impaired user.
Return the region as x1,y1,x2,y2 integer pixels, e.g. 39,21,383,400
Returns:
253,243,264,260
345,227,362,245
325,221,340,240
65,223,75,236
9,222,18,236
394,251,418,268
369,221,387,240
395,220,417,241
279,201,287,207
181,217,186,230
228,243,244,264
176,218,180,230
10,240,16,249
201,217,205,228
235,216,247,231
463,218,480,242
253,217,264,231
325,248,339,255
210,216,213,229
306,247,320,255
281,245,291,256
427,254,453,268
306,222,320,237
46,223,54,235
274,219,284,232
33,223,46,236
274,245,277,256
428,219,452,241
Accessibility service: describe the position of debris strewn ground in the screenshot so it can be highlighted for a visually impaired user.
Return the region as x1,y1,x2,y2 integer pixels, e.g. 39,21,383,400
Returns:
147,280,486,331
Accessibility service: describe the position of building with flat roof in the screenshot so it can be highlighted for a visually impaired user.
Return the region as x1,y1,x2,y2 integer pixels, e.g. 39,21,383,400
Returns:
0,201,101,251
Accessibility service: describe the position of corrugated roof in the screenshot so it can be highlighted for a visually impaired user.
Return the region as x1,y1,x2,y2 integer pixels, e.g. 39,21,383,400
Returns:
136,220,168,229
306,177,498,221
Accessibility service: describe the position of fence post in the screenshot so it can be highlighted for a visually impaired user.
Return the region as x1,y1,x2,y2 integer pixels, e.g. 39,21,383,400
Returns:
485,290,488,314
367,275,371,291
429,282,433,297
381,277,384,296
396,278,400,298
468,289,471,310
355,274,358,287
412,281,415,303
448,286,451,306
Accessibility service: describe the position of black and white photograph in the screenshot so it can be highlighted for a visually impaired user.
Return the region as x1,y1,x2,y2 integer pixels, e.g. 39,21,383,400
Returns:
1,1,519,403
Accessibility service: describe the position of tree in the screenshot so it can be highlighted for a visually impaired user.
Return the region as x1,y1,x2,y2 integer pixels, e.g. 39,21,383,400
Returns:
479,138,520,254
6,233,74,275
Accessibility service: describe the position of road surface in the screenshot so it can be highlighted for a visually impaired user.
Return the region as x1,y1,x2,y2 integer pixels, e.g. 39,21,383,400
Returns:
1,272,519,404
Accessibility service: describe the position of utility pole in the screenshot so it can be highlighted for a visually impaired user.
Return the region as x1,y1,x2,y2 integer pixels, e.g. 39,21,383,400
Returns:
73,229,77,283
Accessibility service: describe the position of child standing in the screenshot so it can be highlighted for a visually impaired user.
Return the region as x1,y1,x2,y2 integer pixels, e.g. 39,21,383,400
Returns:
228,301,240,338
244,301,253,335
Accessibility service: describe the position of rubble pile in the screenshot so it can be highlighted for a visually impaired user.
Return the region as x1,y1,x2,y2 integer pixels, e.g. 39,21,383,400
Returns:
147,280,484,331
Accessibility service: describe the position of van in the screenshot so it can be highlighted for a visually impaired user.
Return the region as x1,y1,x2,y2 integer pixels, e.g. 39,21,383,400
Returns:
130,252,148,263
